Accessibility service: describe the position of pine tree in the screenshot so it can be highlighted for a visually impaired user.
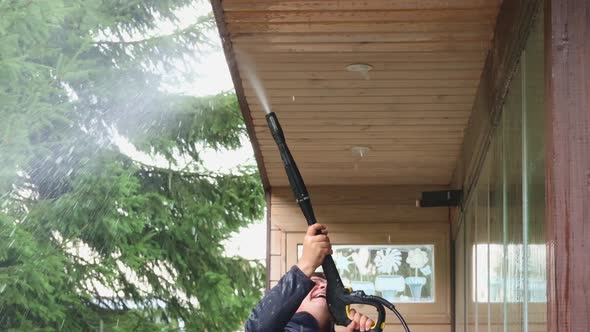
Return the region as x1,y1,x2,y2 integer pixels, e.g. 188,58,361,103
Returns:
0,1,265,330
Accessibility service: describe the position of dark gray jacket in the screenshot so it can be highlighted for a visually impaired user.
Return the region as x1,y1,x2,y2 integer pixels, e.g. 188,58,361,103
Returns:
244,265,335,332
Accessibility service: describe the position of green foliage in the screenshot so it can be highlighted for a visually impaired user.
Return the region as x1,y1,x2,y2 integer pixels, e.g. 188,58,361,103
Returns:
0,0,265,330
118,91,246,162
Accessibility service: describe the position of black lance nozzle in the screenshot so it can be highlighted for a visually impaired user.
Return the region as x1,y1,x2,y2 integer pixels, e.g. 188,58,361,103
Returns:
266,112,316,225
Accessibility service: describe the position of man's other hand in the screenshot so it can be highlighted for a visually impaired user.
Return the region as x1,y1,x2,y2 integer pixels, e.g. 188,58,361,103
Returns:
346,308,376,332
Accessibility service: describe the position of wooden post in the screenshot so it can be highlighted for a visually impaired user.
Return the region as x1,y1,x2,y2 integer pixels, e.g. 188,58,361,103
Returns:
545,1,590,331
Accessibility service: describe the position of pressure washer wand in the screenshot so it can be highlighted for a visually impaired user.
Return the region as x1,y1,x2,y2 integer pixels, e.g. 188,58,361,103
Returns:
265,111,410,332
265,112,317,225
266,111,346,287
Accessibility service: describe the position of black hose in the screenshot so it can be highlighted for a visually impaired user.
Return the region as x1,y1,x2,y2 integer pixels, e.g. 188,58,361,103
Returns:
368,295,411,332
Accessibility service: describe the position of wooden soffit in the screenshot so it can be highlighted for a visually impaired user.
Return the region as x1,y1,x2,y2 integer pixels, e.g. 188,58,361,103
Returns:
212,0,503,188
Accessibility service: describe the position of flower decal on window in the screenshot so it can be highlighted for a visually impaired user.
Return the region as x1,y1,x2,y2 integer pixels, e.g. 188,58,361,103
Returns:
406,248,429,269
375,248,402,274
297,244,435,303
351,248,370,272
333,252,353,273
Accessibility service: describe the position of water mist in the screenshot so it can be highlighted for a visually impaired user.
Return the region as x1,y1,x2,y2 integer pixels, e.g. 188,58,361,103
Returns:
238,53,271,114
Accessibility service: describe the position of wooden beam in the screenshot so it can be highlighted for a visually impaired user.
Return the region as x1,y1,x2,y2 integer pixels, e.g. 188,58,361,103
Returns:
272,204,448,224
261,153,461,162
229,21,493,34
268,173,451,186
247,96,475,105
267,159,459,168
225,9,498,24
223,0,501,11
256,131,465,139
271,185,445,205
237,51,487,63
211,0,270,190
261,150,460,158
234,41,491,53
265,160,456,169
260,146,462,154
546,0,590,331
269,169,452,178
259,135,463,147
243,80,480,89
241,62,485,72
245,87,478,97
231,31,493,44
253,124,467,133
239,70,482,81
250,111,471,119
252,117,469,126
250,103,474,112
267,167,453,174
246,96,475,105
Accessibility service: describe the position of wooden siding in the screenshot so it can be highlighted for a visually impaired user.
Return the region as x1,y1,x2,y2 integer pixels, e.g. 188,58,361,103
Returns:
270,185,448,232
214,0,502,187
546,0,590,331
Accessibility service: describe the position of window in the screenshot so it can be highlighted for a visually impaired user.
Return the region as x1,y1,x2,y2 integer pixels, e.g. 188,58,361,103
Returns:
472,244,547,303
298,244,435,303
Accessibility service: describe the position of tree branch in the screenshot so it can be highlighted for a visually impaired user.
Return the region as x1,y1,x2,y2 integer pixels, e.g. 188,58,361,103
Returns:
93,20,212,48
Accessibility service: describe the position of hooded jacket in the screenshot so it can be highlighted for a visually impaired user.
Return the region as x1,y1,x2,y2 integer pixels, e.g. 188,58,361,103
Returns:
244,265,335,332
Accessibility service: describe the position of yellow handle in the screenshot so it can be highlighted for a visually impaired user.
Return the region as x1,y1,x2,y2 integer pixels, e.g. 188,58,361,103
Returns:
345,304,384,330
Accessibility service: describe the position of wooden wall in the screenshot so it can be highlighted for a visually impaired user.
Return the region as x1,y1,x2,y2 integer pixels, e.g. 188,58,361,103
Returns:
269,185,451,332
546,0,590,330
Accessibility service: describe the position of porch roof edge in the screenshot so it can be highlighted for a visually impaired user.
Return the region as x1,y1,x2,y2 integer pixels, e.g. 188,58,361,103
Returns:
211,0,271,191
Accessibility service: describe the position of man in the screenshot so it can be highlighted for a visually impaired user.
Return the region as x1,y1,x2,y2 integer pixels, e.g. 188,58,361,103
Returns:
245,223,375,332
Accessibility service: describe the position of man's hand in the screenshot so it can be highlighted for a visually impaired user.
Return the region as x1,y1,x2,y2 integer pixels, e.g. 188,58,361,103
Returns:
296,224,332,277
346,308,375,332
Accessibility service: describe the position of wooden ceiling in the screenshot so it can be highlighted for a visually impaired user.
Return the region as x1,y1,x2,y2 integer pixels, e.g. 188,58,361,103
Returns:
214,0,503,187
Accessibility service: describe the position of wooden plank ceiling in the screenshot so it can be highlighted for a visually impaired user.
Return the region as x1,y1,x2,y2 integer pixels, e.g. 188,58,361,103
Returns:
217,0,502,186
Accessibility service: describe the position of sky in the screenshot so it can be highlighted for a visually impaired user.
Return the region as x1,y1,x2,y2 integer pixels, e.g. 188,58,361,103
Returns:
119,1,267,262
173,3,267,262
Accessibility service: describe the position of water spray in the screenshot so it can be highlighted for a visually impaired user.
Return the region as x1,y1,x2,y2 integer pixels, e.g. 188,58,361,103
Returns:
238,53,271,114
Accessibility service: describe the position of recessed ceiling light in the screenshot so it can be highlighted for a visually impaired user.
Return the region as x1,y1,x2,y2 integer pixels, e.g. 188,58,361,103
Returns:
345,63,373,73
351,146,370,157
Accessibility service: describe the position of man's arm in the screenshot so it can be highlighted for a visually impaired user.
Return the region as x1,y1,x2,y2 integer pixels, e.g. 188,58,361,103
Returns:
244,224,331,332
244,265,315,332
